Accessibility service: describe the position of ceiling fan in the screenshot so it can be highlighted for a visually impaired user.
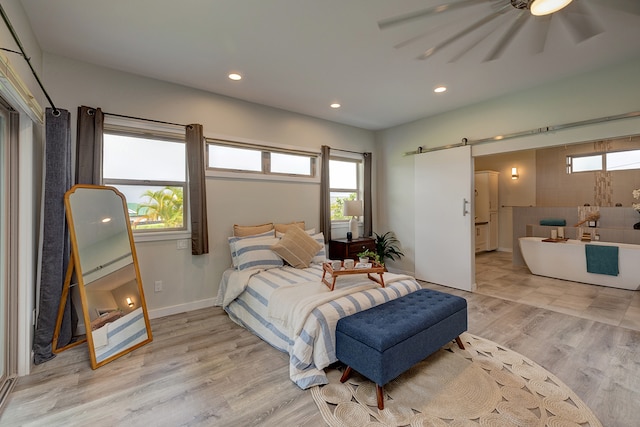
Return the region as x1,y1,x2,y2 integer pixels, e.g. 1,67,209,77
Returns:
378,0,639,62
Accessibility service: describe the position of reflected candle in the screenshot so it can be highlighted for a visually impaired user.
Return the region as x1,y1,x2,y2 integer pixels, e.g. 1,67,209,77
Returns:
557,227,564,238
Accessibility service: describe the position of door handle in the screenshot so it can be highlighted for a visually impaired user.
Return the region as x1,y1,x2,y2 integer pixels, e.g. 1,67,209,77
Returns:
463,198,469,216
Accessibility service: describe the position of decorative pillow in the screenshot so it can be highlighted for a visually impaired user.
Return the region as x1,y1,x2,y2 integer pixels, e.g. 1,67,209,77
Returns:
271,226,323,269
310,232,328,264
276,228,316,238
234,236,283,271
233,223,274,237
274,221,305,234
228,230,275,268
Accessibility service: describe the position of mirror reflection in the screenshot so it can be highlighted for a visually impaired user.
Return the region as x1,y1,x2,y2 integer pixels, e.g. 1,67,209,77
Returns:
65,185,152,368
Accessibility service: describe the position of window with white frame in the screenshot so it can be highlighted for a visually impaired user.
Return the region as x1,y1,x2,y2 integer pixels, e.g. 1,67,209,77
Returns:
102,121,187,233
567,149,640,174
329,156,362,221
206,139,318,179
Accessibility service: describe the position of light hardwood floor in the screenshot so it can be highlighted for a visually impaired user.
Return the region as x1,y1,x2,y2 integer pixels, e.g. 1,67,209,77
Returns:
2,252,639,426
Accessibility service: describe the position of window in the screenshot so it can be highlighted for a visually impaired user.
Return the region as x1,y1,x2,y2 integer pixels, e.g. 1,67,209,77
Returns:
329,157,362,220
206,140,317,179
568,154,602,173
103,123,187,233
606,150,640,171
567,149,640,174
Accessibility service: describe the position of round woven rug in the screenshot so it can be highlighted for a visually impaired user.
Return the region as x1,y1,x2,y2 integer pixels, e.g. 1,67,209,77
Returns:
311,333,602,426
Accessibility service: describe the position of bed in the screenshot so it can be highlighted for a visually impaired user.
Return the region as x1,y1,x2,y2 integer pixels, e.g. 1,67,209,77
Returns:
215,222,421,389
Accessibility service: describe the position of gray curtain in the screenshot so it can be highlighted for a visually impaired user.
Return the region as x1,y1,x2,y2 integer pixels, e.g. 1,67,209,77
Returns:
363,152,373,237
33,108,74,364
76,105,104,184
186,124,209,255
320,145,331,243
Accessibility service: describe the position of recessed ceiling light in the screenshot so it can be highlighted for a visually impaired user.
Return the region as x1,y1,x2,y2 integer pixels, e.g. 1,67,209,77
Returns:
330,103,341,109
434,86,447,93
228,73,242,81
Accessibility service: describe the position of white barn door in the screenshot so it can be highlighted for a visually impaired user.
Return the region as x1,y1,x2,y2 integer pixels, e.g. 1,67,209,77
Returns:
414,145,475,291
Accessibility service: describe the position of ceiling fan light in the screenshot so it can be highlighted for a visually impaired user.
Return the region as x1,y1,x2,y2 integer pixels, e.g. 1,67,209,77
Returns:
530,0,573,16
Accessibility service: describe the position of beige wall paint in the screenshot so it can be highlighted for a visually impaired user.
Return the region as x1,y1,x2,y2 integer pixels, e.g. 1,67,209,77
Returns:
378,57,640,274
536,136,640,207
474,150,536,251
42,54,376,316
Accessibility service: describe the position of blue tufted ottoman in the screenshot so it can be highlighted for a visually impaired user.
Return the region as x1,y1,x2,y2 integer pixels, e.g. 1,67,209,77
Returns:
335,288,467,409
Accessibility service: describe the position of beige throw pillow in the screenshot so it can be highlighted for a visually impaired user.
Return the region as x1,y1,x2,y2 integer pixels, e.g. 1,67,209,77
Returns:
233,223,274,237
274,221,305,234
271,226,323,268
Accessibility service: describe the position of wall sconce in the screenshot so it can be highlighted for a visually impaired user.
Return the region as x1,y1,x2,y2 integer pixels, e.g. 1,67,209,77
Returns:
126,297,134,307
511,167,519,180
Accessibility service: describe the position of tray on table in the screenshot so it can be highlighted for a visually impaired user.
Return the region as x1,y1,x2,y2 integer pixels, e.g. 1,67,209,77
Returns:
321,261,385,291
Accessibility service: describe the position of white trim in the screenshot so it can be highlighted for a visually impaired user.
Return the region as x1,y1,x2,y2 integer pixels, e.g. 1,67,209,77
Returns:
17,117,35,376
0,52,43,124
147,297,216,320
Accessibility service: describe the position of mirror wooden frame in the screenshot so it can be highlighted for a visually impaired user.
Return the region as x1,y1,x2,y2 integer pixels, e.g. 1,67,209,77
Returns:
54,184,153,369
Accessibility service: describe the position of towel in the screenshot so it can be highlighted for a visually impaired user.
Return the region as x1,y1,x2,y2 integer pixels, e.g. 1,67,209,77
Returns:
540,218,566,226
585,244,619,276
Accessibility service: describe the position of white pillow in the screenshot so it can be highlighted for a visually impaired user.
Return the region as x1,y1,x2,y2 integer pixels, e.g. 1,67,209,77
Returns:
234,236,283,271
228,230,275,268
311,232,328,264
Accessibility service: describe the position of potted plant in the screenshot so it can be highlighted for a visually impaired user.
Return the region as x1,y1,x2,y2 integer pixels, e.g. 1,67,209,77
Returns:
374,231,404,266
357,249,378,264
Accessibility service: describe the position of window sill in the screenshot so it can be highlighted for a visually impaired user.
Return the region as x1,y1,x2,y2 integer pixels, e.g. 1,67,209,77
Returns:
132,230,191,244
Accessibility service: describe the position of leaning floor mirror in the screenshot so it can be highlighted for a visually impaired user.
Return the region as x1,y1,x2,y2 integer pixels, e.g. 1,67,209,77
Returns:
63,184,152,369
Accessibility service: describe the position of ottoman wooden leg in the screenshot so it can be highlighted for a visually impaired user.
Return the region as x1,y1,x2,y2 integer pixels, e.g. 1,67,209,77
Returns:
455,336,465,350
340,366,353,383
376,385,385,410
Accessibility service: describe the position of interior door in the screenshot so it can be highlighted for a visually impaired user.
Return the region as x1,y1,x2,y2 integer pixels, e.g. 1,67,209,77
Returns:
414,145,475,291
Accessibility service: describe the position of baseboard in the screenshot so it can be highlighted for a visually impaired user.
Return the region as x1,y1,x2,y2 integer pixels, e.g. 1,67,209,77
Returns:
497,247,513,252
148,298,217,320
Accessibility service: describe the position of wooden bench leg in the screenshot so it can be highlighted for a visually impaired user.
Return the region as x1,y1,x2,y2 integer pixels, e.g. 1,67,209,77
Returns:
376,385,384,410
455,336,465,350
339,366,353,383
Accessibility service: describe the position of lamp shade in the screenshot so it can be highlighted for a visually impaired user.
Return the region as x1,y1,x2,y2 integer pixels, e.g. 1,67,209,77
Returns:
343,200,363,217
530,0,572,16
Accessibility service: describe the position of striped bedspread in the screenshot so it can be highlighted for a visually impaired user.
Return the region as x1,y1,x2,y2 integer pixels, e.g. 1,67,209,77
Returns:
215,264,422,389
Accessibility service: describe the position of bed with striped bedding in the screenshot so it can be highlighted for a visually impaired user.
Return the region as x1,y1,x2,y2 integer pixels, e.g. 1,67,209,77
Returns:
215,264,421,389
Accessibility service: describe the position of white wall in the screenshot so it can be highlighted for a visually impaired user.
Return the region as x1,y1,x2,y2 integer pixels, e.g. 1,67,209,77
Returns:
377,57,640,274
42,54,376,317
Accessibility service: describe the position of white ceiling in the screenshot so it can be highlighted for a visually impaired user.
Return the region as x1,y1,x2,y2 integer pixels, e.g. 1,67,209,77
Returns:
19,0,640,130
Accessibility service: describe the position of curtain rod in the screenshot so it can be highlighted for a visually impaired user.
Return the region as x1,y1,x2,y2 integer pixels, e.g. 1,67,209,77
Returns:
103,111,188,128
404,110,640,156
0,4,59,115
330,147,369,156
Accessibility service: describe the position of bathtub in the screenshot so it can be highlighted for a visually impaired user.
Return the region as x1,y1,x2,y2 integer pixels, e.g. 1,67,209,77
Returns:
518,237,640,291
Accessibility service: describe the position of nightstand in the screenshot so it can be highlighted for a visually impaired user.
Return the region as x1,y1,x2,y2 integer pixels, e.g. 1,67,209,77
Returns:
329,237,376,261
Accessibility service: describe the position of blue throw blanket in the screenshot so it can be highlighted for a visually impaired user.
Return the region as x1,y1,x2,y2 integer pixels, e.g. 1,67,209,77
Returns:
540,218,566,226
585,245,619,276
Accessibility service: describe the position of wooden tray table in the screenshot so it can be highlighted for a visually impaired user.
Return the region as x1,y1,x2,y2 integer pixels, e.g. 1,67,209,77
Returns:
322,261,385,291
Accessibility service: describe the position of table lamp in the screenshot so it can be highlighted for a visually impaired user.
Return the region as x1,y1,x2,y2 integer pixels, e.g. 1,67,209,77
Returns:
343,200,363,239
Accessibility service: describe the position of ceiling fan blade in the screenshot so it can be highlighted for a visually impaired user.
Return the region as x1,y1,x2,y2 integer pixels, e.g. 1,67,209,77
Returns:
529,14,552,54
601,0,640,16
417,5,511,60
378,0,491,30
556,1,604,43
484,10,530,62
448,27,496,63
